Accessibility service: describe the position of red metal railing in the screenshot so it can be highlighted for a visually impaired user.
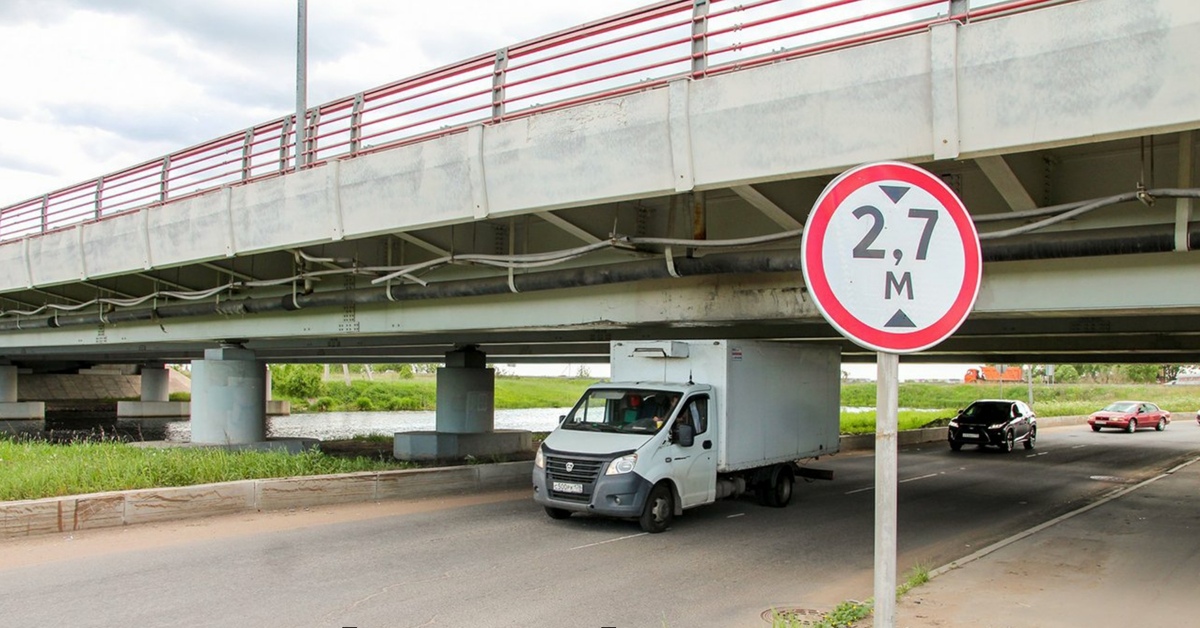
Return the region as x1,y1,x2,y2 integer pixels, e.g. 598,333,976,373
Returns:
0,0,1070,241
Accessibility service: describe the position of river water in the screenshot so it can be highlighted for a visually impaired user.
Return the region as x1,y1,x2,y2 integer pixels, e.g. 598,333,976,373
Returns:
51,406,926,443
146,408,575,442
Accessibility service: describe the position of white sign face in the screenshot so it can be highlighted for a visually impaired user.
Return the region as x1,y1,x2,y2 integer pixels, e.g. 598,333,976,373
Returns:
801,162,981,354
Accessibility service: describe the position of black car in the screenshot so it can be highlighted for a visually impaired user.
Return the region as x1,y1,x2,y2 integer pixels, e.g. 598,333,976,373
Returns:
948,399,1037,452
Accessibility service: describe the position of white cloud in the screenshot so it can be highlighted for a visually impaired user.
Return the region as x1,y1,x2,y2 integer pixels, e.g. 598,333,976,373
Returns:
0,0,650,207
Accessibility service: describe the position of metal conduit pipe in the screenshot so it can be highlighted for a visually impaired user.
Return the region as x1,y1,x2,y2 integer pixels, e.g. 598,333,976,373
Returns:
3,224,1199,333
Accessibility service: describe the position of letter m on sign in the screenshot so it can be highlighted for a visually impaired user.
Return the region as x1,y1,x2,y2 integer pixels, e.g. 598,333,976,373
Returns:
885,272,913,300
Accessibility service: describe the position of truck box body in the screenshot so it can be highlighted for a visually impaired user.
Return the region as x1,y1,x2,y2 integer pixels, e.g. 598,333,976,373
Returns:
610,340,840,472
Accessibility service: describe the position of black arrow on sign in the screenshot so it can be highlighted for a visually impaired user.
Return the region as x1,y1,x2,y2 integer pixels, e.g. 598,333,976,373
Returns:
880,185,909,204
885,309,916,328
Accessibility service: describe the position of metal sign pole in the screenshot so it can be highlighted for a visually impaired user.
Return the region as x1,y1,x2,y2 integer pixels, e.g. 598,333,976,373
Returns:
295,0,308,172
874,351,899,628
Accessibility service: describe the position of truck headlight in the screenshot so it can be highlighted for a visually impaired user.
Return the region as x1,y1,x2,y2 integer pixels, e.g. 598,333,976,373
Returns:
606,453,637,475
534,446,545,469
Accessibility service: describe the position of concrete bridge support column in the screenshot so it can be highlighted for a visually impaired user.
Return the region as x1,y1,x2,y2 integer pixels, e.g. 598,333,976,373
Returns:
394,346,531,461
0,365,45,432
436,346,495,434
141,366,170,402
117,365,190,418
0,365,16,403
264,366,291,416
190,347,266,445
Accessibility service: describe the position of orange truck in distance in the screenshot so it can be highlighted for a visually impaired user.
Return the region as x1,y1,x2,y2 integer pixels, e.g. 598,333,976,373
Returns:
964,365,1024,383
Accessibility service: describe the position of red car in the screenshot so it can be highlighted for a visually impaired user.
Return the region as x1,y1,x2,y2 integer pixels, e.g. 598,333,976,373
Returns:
1088,401,1170,433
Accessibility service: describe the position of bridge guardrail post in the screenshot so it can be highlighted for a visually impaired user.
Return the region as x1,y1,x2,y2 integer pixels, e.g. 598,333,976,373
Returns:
691,0,709,79
158,156,170,203
304,108,319,167
241,129,254,181
279,116,294,173
93,176,104,219
492,48,509,122
350,93,365,155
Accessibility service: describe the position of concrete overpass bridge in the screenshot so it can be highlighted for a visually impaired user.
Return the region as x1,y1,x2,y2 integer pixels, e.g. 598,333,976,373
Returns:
0,0,1198,454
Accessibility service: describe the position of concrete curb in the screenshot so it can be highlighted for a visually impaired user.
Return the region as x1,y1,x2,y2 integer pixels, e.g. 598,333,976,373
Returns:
1,417,1091,540
0,461,534,540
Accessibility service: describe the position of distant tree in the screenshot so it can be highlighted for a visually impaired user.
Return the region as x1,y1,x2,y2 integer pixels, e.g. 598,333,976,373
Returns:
1121,364,1160,384
1074,363,1118,383
270,364,324,399
1161,364,1183,383
1056,364,1080,383
575,364,592,378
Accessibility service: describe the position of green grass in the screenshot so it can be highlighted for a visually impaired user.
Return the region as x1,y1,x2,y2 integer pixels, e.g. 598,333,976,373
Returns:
836,381,1200,435
775,562,928,627
896,563,931,597
839,409,952,435
0,438,413,502
842,381,1200,413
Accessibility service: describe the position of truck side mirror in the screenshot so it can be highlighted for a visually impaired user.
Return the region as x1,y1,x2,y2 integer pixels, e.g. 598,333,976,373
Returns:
675,423,695,447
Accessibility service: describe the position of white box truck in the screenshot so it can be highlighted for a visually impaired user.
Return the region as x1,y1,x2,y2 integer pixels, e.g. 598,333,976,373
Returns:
532,339,840,532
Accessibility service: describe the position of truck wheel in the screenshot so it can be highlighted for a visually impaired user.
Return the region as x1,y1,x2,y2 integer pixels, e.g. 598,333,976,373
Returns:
764,464,794,508
544,506,571,520
639,483,674,533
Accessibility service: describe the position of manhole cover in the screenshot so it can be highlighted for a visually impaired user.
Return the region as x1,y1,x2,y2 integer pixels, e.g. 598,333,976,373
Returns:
761,607,823,625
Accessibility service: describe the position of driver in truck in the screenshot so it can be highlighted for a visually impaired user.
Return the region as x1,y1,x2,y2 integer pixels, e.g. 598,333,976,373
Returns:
656,394,681,428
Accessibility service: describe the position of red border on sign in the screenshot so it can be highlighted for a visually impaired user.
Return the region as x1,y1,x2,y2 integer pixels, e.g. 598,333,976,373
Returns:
802,162,981,353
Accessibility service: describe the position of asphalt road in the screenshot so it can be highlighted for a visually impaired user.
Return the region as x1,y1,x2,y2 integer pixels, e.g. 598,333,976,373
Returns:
2,423,1198,628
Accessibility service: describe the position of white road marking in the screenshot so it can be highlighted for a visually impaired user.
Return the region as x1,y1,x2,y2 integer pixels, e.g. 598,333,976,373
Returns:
570,532,649,551
845,472,941,495
727,513,745,519
1025,451,1049,458
1072,445,1088,449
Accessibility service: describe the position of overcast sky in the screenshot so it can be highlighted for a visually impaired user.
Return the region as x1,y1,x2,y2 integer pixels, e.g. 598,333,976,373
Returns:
0,0,659,208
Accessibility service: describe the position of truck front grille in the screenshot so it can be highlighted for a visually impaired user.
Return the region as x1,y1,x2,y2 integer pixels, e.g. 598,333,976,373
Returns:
546,455,605,502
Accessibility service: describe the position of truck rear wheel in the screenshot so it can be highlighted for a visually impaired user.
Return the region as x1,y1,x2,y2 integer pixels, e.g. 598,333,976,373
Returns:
765,464,794,508
639,483,674,533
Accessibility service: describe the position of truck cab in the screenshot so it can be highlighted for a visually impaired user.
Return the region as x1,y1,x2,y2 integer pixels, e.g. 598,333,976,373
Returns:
533,383,715,532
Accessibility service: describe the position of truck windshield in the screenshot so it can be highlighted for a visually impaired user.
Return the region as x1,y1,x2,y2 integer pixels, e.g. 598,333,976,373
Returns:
561,388,680,434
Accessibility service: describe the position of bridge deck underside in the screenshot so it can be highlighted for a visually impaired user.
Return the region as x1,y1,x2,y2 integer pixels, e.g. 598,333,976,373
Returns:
1,0,1198,371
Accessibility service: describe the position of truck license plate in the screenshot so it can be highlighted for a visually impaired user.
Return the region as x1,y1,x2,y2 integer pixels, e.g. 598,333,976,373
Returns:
553,481,584,494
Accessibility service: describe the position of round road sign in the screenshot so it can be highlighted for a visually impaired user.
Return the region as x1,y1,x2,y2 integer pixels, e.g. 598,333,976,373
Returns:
801,161,981,354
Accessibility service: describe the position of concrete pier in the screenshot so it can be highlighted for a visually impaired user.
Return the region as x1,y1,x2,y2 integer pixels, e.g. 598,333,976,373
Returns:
394,346,532,461
0,365,44,426
190,347,266,445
